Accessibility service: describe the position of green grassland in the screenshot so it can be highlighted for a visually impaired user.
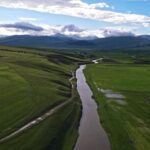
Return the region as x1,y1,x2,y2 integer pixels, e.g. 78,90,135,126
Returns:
1,45,150,150
87,50,150,64
0,46,85,150
85,58,150,150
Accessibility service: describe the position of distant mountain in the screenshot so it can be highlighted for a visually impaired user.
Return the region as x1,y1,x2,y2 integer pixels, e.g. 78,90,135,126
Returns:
0,35,150,50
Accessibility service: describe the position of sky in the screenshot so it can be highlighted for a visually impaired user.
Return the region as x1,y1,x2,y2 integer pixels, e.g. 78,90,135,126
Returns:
0,0,150,39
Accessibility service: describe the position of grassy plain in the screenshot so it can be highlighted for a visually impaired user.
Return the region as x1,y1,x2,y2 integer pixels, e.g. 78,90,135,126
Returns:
85,55,150,150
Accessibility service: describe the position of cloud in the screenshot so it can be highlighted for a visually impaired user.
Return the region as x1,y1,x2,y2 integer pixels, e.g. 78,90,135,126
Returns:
87,2,110,9
142,22,150,27
19,17,38,21
103,28,135,37
61,24,85,32
0,0,149,25
0,22,135,39
0,22,44,31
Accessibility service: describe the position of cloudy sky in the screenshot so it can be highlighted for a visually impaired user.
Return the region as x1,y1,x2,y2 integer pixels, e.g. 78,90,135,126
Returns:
0,0,150,38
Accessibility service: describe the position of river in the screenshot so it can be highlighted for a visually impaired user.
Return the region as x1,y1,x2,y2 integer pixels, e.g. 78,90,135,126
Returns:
74,65,110,150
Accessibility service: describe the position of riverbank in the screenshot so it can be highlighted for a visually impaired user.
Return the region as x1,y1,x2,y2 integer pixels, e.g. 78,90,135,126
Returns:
84,63,150,150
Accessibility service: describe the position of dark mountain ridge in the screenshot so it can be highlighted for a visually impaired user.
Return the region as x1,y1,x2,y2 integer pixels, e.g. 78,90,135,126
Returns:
0,35,150,50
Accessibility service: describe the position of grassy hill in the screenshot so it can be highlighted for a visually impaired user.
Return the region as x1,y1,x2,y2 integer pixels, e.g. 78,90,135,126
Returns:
0,46,86,150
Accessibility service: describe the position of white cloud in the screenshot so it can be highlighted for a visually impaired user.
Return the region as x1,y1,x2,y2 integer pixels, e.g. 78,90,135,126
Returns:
0,0,149,25
142,22,150,27
0,22,135,39
103,28,134,37
88,2,110,9
0,27,30,36
19,17,38,21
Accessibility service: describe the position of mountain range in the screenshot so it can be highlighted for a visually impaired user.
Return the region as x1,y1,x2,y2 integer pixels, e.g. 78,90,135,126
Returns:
0,35,150,50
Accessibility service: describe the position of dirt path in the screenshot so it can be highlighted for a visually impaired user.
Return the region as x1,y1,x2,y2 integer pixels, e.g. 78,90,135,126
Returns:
0,75,75,143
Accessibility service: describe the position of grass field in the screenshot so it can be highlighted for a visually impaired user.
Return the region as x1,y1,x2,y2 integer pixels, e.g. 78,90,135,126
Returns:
85,57,150,150
0,46,85,150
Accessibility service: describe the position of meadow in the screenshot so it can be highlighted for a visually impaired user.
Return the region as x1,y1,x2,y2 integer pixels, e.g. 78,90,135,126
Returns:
0,46,85,150
85,55,150,150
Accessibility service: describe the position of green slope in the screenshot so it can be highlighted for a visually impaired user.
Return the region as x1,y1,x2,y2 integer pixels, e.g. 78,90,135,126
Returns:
0,46,84,150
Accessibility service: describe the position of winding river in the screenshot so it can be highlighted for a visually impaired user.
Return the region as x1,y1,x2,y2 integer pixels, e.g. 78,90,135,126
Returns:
74,65,110,150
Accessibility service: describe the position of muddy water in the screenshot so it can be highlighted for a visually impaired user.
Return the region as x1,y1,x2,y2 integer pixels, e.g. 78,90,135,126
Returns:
74,65,110,150
98,88,125,99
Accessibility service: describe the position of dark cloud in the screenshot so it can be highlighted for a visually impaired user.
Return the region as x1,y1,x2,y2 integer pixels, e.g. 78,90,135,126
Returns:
103,29,135,37
0,22,44,31
61,24,85,32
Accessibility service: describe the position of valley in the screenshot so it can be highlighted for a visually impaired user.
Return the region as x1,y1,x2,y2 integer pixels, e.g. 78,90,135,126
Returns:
0,1,150,149
0,46,150,150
